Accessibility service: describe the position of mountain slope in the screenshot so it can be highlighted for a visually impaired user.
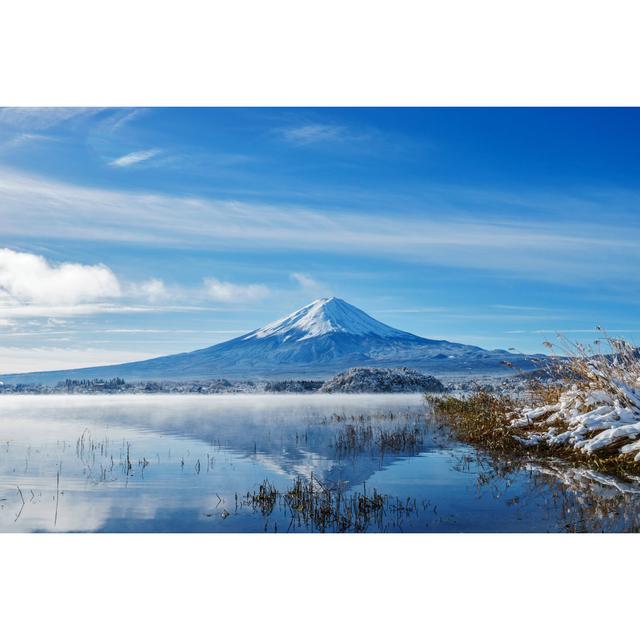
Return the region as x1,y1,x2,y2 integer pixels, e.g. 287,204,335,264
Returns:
1,297,534,383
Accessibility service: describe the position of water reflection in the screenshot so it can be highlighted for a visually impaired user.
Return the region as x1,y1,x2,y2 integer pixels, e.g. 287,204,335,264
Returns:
0,394,639,532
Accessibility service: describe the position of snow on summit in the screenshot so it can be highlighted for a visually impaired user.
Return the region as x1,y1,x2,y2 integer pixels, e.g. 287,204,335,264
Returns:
244,297,410,342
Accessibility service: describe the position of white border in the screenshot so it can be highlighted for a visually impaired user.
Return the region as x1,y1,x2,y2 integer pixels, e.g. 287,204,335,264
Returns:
1,1,638,636
1,0,640,106
3,534,637,638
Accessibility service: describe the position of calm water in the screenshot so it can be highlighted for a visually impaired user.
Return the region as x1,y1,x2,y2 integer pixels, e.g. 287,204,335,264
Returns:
1,394,639,533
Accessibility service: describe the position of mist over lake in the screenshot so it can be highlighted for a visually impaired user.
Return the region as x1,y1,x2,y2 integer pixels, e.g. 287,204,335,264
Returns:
2,393,639,533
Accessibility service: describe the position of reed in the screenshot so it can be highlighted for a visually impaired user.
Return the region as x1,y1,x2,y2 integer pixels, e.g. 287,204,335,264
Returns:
334,422,424,454
242,475,418,532
429,391,521,454
429,331,640,474
244,479,278,516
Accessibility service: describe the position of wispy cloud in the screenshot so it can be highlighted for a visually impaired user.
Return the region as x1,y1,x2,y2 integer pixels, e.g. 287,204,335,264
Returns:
0,133,57,152
99,108,149,133
109,148,161,167
204,278,270,303
0,302,221,321
273,120,398,154
279,123,348,145
290,272,331,297
1,168,640,285
100,328,246,335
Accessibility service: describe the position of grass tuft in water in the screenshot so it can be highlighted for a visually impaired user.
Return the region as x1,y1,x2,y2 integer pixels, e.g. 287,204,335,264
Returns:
244,479,278,516
243,475,419,532
334,422,424,455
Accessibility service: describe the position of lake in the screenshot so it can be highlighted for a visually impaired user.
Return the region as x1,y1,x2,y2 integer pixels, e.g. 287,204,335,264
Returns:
1,393,639,533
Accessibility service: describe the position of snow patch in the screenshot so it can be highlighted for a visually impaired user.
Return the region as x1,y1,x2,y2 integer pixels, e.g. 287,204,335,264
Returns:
509,368,640,460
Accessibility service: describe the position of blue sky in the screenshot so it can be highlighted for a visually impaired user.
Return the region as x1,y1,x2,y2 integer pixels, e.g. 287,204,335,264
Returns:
1,107,639,372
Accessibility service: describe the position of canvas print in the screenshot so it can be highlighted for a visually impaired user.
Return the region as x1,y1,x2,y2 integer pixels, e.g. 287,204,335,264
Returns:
1,107,639,533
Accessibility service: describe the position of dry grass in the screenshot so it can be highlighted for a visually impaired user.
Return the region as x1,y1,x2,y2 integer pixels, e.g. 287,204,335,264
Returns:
429,391,522,454
244,479,278,516
243,475,419,532
431,390,640,475
377,424,424,452
334,422,424,455
284,476,386,532
335,424,374,452
429,331,640,476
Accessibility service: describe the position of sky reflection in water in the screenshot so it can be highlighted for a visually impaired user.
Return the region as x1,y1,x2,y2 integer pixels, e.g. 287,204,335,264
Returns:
1,394,639,533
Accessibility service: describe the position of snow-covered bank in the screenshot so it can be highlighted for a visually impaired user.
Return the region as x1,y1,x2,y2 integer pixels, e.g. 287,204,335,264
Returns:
510,384,640,459
509,338,640,461
428,335,640,471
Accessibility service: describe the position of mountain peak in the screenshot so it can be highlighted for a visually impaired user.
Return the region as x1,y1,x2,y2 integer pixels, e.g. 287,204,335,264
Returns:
1,295,539,384
242,297,411,343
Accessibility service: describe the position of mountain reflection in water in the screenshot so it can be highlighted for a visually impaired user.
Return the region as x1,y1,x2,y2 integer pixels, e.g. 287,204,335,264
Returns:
0,394,639,532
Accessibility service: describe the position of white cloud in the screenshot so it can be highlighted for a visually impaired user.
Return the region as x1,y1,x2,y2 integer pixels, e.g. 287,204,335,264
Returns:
0,248,121,307
204,278,269,303
290,272,331,297
279,124,346,145
140,278,167,301
128,278,169,302
109,148,161,167
0,249,259,331
290,272,318,288
0,249,215,321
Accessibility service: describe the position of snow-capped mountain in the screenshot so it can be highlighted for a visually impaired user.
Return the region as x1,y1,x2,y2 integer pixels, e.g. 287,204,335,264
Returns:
1,297,536,383
244,297,409,342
